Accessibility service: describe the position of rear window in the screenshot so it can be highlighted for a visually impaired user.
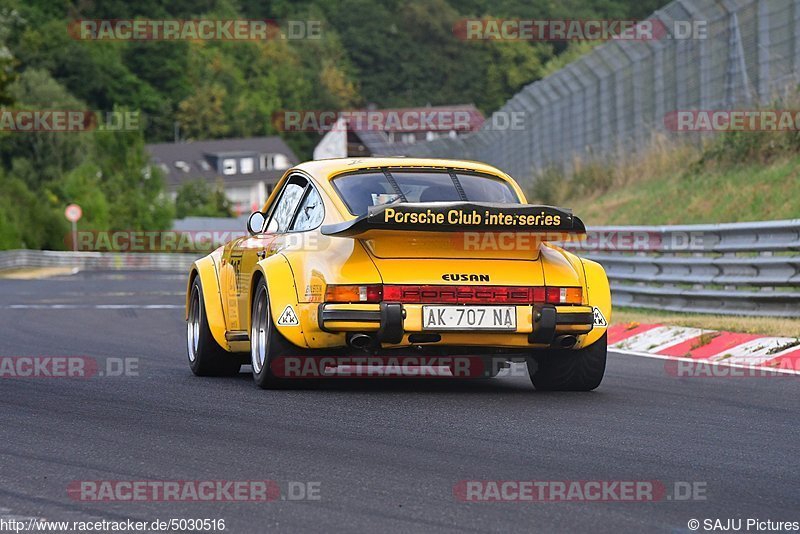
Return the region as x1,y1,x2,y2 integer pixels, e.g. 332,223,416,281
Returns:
332,170,520,215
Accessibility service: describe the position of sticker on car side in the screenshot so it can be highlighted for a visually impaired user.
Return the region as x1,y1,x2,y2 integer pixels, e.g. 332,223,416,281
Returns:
593,307,608,327
277,305,299,326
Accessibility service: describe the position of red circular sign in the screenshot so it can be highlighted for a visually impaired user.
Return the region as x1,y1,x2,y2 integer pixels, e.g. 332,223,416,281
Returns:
65,203,82,223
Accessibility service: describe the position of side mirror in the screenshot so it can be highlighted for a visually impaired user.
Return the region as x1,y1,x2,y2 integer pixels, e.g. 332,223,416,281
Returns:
247,211,266,235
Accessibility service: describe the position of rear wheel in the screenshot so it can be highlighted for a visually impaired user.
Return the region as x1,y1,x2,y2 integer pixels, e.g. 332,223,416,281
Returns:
187,277,241,377
527,334,607,391
250,278,296,389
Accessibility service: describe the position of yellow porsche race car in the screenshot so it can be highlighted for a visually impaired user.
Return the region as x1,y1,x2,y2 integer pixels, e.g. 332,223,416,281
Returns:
186,158,611,390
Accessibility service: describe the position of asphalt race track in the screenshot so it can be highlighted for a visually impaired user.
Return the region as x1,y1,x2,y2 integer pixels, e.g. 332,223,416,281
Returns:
0,271,797,533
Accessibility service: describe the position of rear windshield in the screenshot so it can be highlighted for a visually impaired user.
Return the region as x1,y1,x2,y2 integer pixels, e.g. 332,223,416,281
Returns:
332,170,520,215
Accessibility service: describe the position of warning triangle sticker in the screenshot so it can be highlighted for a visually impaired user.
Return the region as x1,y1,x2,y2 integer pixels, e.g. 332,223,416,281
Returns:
593,307,608,327
277,305,299,326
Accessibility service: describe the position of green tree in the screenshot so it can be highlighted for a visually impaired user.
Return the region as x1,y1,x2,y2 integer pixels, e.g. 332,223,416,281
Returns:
47,162,112,231
175,178,233,219
2,69,91,188
91,126,175,231
175,84,231,140
0,169,68,249
174,179,233,219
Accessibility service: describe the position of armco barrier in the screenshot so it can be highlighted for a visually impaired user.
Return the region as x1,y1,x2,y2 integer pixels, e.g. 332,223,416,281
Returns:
567,220,800,318
0,250,198,272
3,219,799,317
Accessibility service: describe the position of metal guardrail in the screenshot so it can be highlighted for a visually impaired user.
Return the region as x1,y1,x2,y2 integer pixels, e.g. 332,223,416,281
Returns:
566,220,800,317
0,250,198,273
3,220,799,317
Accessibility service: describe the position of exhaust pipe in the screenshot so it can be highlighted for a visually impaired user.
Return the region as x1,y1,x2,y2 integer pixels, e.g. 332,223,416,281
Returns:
555,335,578,349
347,333,374,350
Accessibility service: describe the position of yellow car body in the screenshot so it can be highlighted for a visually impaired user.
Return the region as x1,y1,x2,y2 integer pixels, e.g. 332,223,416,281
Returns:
186,157,611,390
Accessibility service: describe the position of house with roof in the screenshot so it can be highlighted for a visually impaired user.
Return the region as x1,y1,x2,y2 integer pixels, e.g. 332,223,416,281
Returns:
312,104,484,159
146,136,297,214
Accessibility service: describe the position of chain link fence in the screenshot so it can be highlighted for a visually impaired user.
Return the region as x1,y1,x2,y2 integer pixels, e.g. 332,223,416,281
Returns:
391,0,800,183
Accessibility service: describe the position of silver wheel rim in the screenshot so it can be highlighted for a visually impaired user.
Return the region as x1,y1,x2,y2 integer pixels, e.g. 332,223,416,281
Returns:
187,286,200,362
251,287,269,374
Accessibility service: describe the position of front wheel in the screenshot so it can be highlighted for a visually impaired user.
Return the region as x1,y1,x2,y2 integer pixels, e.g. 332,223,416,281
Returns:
527,334,607,391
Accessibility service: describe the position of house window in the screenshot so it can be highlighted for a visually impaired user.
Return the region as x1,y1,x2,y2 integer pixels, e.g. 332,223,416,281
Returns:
259,154,290,171
196,159,211,171
222,158,236,175
240,157,254,174
401,133,416,144
174,161,190,173
273,154,290,170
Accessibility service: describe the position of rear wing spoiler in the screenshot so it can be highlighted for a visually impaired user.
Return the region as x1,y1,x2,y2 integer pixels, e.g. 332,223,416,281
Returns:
321,202,586,237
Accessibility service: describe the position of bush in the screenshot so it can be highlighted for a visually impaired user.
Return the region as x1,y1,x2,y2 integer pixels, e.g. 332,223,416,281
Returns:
175,179,233,219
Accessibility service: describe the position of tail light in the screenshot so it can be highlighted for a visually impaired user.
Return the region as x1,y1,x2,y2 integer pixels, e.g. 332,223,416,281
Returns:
324,284,581,304
381,285,582,304
545,287,583,305
324,284,383,303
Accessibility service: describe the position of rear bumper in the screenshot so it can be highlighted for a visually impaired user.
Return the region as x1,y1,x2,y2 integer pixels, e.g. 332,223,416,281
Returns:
318,302,405,343
317,302,593,347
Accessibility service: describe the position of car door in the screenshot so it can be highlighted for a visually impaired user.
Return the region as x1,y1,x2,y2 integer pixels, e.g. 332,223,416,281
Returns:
228,175,311,332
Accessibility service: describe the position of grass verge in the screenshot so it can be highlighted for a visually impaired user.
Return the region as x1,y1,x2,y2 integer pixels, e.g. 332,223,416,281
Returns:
568,155,800,225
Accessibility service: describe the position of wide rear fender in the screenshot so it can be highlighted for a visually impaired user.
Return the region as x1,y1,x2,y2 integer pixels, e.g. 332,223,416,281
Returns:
186,252,230,351
540,244,610,348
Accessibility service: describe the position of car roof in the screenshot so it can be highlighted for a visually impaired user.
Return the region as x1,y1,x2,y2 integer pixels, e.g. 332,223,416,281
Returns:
267,157,528,218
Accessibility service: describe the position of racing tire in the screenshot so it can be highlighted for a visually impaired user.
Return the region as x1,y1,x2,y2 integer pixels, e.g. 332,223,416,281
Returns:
187,277,242,377
250,278,300,389
526,333,607,391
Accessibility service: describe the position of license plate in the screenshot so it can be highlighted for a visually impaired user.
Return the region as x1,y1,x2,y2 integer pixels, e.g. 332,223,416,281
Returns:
422,306,516,331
